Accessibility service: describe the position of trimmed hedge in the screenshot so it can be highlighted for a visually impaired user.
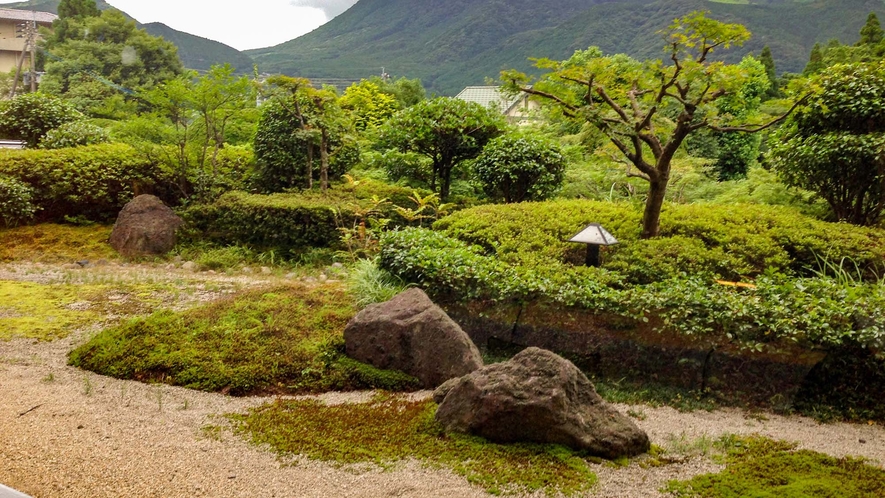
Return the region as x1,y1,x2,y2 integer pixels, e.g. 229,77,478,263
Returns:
380,227,885,352
185,180,430,252
0,143,172,221
434,200,885,283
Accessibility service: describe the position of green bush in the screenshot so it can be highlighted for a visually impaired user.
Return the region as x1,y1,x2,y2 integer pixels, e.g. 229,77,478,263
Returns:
0,143,173,221
434,200,885,280
184,179,425,254
473,134,566,203
0,93,81,147
0,175,38,227
38,120,110,149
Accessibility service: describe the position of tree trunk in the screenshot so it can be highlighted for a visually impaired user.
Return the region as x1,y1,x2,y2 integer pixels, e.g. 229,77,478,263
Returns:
305,145,314,190
641,178,668,239
320,128,330,191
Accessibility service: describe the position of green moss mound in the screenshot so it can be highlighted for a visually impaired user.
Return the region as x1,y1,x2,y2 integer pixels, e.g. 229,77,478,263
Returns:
69,284,420,395
231,395,597,496
0,224,116,263
665,435,885,497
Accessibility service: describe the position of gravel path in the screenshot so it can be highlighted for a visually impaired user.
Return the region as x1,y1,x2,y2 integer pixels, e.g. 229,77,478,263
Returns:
1,264,884,498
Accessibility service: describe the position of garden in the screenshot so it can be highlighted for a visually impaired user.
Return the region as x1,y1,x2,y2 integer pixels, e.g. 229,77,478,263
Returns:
1,5,885,497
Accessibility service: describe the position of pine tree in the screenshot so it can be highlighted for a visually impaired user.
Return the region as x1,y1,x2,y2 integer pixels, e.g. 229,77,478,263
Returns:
759,46,779,99
857,12,884,46
803,43,825,75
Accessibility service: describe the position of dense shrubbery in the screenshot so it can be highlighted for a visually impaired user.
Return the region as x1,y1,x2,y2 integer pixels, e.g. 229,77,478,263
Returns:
0,175,38,227
0,143,172,221
184,180,427,254
380,200,885,353
38,121,110,149
434,200,885,281
0,93,81,147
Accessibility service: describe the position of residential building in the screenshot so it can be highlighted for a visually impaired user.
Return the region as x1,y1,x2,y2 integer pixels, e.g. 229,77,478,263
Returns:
0,8,57,73
455,85,540,122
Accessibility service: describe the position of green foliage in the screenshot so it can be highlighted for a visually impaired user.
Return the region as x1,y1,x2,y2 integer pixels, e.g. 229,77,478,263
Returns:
857,12,884,46
378,97,506,201
665,435,885,497
339,80,400,130
0,93,81,147
57,0,100,19
346,257,409,308
69,284,420,395
0,175,38,227
38,120,109,149
770,61,885,226
473,134,566,203
231,395,597,496
380,201,885,353
758,46,779,100
184,180,420,254
40,9,184,116
0,143,171,221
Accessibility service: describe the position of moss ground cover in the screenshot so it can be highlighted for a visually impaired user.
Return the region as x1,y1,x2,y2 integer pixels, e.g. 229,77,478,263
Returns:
0,224,117,263
231,395,597,496
0,281,103,340
69,284,420,395
665,435,885,497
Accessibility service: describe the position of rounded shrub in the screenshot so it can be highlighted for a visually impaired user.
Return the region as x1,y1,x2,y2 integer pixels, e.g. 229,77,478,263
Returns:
0,175,38,227
0,93,81,148
38,120,110,149
473,134,566,203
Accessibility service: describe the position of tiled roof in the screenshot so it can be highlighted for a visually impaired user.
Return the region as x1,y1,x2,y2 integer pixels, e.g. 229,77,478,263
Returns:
455,86,523,114
0,8,58,25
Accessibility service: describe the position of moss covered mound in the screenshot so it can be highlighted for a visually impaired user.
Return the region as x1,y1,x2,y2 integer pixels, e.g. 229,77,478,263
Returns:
69,284,420,395
231,395,597,496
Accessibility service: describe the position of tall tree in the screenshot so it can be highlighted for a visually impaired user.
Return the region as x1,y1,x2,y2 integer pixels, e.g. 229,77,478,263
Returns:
378,97,506,201
503,11,801,238
857,12,884,46
40,9,184,117
770,61,885,226
57,0,100,19
803,43,826,76
759,45,779,99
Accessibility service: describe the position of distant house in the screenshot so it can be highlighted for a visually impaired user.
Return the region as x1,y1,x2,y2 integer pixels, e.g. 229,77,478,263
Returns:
0,8,57,73
455,86,539,122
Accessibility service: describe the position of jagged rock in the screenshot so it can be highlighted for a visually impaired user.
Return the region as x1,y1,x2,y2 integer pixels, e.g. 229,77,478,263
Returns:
344,288,483,388
434,347,650,459
108,195,183,258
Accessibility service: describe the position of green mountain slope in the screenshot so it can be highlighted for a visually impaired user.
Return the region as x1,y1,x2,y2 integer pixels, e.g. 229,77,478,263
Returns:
248,0,885,95
3,0,253,72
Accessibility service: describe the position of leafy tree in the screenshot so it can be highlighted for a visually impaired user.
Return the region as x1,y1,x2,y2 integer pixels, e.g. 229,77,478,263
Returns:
770,62,885,226
254,77,358,192
503,11,799,238
339,80,400,131
0,92,81,147
58,0,101,19
378,97,505,201
759,45,780,100
40,9,184,117
803,43,826,76
857,12,884,46
473,134,566,203
369,76,426,108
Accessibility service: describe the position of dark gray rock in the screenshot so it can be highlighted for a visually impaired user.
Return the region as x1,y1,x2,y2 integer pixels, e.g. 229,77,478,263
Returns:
109,195,183,258
344,288,483,388
434,347,650,459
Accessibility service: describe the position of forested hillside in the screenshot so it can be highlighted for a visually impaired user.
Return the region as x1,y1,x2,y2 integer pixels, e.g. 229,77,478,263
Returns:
4,0,254,72
248,0,885,94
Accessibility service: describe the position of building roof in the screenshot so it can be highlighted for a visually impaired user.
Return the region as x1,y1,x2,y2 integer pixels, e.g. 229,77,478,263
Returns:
0,8,58,25
455,86,523,114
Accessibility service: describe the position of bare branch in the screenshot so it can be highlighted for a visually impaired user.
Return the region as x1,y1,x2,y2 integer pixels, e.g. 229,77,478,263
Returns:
709,95,810,133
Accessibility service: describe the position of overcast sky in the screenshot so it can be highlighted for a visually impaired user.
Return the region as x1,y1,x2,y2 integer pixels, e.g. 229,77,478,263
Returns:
0,0,360,50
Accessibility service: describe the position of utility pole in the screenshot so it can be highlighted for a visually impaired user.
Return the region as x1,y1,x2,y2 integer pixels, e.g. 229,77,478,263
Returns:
9,2,37,98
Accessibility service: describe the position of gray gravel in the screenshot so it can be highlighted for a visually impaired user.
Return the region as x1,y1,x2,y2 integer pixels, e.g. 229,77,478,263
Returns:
2,263,884,497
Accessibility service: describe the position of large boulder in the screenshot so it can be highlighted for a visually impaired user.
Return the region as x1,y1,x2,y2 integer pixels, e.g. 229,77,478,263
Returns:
434,347,650,459
109,195,183,258
344,288,483,388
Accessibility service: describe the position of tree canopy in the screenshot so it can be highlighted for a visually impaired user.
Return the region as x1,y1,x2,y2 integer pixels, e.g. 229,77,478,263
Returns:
503,11,796,238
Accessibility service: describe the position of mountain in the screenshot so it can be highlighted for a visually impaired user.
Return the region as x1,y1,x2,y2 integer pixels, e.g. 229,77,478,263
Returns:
247,0,885,95
3,0,254,72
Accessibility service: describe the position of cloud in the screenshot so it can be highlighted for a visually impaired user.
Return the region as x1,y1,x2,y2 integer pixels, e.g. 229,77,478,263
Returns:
289,0,359,18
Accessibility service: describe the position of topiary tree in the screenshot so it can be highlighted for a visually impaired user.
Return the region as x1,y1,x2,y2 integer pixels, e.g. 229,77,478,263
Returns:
0,93,81,147
473,134,566,203
378,97,506,201
0,175,38,227
770,61,885,226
